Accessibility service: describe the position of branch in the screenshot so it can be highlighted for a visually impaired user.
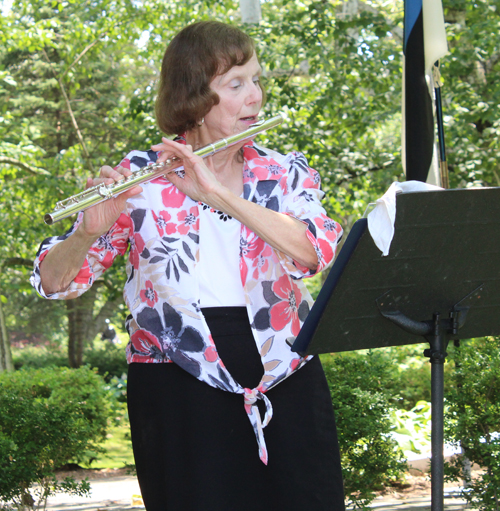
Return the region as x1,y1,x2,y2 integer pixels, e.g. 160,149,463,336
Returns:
61,37,106,80
61,17,133,79
41,49,95,174
334,163,389,186
2,258,34,269
0,157,51,176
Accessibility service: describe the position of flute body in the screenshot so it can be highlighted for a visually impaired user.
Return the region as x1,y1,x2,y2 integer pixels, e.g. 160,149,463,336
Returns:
44,114,284,225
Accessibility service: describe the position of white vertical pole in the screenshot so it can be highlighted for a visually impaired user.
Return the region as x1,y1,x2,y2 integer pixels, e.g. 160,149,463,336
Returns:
240,0,261,24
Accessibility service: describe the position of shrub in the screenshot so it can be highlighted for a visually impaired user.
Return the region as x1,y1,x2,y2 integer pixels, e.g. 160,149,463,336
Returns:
83,343,129,382
390,401,432,455
444,337,500,510
322,351,407,509
11,345,68,371
12,342,129,383
0,366,115,510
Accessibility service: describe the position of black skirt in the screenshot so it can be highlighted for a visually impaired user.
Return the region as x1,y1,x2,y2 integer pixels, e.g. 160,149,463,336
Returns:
127,307,345,511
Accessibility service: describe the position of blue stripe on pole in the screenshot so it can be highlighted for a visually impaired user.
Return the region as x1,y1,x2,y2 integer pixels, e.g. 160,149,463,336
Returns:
404,0,422,51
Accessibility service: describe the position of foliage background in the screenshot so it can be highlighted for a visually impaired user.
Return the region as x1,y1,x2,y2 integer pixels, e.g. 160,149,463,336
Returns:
2,0,499,352
2,0,500,506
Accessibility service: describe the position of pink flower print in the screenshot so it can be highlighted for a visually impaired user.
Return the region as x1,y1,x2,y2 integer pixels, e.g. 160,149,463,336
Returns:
242,145,263,161
161,184,186,209
129,330,166,362
152,210,176,237
248,157,284,181
94,214,130,267
303,169,321,189
140,280,158,307
315,238,334,268
203,345,218,362
240,228,265,259
177,207,199,235
290,357,301,372
129,233,146,270
250,164,271,180
269,275,302,336
118,158,131,171
317,214,341,242
252,245,273,279
74,262,93,284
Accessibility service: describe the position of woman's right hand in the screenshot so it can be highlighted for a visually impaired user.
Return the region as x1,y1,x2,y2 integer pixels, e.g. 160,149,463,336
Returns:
80,165,143,240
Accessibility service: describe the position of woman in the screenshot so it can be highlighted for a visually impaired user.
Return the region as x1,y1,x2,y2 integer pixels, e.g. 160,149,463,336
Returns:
31,21,345,510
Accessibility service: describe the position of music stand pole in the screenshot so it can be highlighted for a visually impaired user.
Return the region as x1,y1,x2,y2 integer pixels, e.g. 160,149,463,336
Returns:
425,313,447,511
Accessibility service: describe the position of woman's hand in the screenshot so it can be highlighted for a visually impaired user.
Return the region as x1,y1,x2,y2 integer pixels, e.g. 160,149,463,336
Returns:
151,138,223,206
80,165,143,240
39,164,142,295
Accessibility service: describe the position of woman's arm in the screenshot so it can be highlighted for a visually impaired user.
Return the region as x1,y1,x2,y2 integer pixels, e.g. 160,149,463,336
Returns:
209,191,318,270
152,138,340,273
39,227,100,295
39,166,142,295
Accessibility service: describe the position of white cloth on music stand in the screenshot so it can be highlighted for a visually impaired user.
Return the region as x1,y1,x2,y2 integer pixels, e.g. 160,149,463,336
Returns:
367,181,443,256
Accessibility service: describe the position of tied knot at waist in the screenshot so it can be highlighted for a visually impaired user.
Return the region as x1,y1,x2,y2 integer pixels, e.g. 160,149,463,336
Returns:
243,387,274,465
243,388,272,426
243,387,263,406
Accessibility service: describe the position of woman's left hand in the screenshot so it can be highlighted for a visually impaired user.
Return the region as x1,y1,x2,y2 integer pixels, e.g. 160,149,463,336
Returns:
151,138,223,205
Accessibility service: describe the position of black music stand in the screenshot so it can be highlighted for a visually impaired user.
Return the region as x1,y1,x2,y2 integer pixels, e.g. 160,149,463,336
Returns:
291,187,500,511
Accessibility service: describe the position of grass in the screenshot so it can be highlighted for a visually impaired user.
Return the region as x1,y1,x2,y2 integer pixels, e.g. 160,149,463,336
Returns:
83,420,135,470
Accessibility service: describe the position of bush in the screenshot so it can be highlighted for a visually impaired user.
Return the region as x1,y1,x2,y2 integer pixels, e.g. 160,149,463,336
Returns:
444,337,500,510
83,343,129,383
12,342,128,383
322,351,407,509
390,401,432,455
11,345,68,371
0,366,115,510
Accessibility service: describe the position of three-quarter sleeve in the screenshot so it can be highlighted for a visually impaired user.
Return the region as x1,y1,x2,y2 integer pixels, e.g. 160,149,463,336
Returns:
276,152,343,279
30,212,132,300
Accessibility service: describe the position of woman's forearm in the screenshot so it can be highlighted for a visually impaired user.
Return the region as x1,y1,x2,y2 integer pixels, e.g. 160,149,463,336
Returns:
211,187,318,271
39,226,99,295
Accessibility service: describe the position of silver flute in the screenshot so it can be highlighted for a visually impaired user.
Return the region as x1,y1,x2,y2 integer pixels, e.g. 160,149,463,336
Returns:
44,114,284,225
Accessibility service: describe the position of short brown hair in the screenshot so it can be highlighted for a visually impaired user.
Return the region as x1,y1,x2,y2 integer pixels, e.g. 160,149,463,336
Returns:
155,21,264,135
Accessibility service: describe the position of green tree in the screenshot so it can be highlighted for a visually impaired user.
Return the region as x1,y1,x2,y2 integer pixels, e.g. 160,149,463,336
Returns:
0,366,114,509
441,0,500,188
0,0,156,365
445,338,500,510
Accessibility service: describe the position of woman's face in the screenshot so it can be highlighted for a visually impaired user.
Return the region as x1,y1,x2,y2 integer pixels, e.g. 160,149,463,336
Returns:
203,52,263,140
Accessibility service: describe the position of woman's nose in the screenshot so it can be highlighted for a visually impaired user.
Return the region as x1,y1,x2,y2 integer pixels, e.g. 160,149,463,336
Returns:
246,81,262,105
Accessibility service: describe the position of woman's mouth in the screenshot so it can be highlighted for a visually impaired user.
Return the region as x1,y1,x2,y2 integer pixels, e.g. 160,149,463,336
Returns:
240,115,258,123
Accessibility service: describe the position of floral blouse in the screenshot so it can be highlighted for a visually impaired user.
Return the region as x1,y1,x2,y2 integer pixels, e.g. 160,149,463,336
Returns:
30,140,343,464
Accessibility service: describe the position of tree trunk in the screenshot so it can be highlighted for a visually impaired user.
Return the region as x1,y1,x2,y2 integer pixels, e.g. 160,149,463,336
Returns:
0,296,14,372
66,283,124,368
1,259,34,372
66,286,99,368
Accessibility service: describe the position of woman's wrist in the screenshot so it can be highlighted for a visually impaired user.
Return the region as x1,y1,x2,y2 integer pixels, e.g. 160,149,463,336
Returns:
75,222,102,248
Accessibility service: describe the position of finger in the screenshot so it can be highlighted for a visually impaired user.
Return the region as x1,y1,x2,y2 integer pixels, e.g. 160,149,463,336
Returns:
122,185,143,197
115,165,133,177
151,137,175,153
98,165,114,176
99,165,127,182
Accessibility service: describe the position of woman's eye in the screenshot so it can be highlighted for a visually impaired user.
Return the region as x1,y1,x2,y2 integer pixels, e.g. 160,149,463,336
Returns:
230,80,242,89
